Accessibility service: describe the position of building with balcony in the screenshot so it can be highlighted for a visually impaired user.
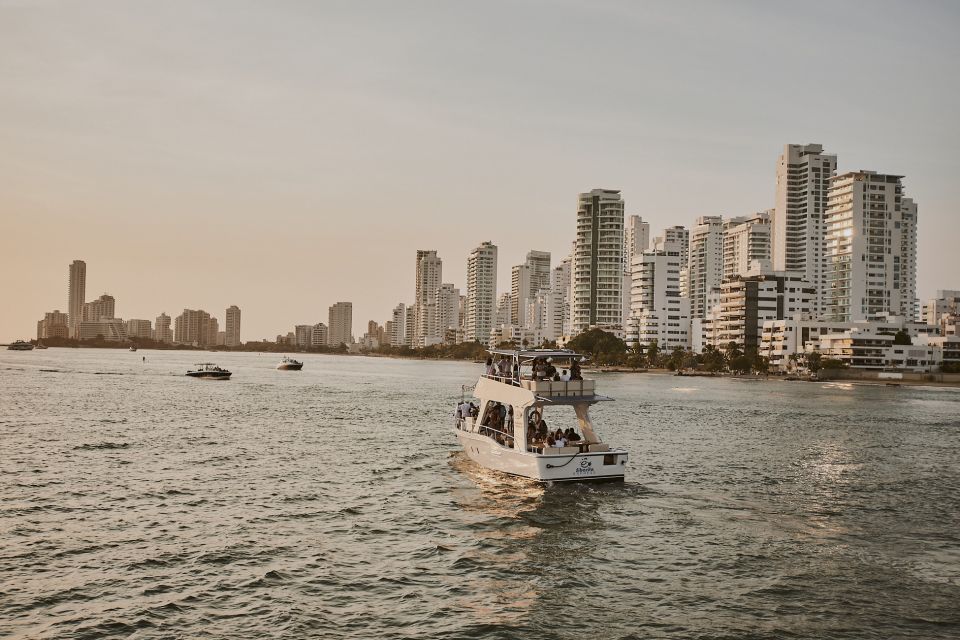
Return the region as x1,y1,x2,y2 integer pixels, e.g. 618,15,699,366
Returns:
723,212,771,282
824,171,918,322
466,241,498,343
573,189,624,334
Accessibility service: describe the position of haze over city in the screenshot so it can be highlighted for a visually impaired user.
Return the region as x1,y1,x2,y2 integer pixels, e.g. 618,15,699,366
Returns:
2,1,958,342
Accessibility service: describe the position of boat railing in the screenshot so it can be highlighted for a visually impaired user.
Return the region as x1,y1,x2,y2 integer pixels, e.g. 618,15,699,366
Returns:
519,378,595,397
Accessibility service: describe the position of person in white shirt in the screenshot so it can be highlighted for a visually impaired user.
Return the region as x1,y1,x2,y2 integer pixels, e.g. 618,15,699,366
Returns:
555,436,566,447
560,369,570,382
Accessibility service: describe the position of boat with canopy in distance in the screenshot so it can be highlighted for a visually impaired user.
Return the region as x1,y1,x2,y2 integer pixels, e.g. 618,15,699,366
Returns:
185,363,232,380
454,348,628,483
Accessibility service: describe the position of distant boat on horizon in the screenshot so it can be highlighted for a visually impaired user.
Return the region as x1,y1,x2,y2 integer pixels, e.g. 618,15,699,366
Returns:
7,340,34,351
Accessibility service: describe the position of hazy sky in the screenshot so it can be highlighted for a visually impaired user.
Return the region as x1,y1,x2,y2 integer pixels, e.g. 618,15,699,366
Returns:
2,0,958,342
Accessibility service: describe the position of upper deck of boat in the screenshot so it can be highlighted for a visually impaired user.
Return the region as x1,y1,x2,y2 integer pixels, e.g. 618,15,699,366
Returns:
477,348,609,404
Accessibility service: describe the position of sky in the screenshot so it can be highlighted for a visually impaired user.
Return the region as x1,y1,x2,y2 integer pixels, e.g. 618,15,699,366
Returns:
2,0,958,342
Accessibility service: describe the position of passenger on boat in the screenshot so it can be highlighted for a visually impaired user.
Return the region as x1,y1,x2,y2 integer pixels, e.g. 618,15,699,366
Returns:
560,369,570,382
527,409,541,431
546,435,555,448
555,434,566,447
544,359,557,380
497,356,511,378
537,418,548,441
485,358,495,376
532,358,546,380
565,428,581,442
570,359,583,381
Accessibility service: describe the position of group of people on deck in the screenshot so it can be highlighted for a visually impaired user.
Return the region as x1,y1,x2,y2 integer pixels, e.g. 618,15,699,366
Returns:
484,355,583,383
525,410,583,450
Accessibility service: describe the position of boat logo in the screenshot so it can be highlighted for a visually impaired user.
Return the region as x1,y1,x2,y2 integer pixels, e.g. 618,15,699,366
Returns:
580,459,591,468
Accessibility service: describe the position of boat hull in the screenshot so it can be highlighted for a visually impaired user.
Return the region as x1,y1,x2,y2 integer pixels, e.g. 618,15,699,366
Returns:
276,363,303,370
456,430,626,483
186,371,232,379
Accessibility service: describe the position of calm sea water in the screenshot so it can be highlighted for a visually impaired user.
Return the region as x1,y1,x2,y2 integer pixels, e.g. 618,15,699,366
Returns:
1,348,959,639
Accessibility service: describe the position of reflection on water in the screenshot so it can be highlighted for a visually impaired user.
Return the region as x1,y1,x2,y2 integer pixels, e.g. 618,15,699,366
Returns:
1,349,959,638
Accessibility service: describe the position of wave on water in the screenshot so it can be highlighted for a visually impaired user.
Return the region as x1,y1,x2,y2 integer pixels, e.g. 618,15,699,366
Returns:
74,442,131,450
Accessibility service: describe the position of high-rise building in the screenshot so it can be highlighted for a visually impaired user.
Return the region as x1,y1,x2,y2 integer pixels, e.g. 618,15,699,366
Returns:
206,317,219,347
825,171,918,322
294,324,313,348
723,212,771,282
687,216,724,319
719,262,815,351
174,309,212,345
327,302,353,347
465,241,498,342
525,250,552,294
922,290,960,336
773,143,837,316
125,319,152,339
510,264,530,327
553,254,573,337
625,215,651,263
82,294,116,322
155,313,173,343
37,310,70,340
414,250,443,347
390,303,406,346
404,305,415,346
494,292,513,329
573,189,625,334
311,322,328,347
68,260,86,338
436,283,460,342
627,243,690,350
652,226,689,264
225,305,241,347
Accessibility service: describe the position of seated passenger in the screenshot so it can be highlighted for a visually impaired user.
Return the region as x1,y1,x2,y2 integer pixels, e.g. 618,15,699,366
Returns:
566,428,581,442
560,369,570,382
544,359,557,379
554,428,564,440
570,360,583,381
498,357,511,377
537,419,548,441
545,435,556,448
555,435,566,447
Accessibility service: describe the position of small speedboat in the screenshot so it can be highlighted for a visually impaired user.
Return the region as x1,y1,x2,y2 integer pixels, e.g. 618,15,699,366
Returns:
129,345,138,352
35,343,48,350
186,363,232,379
7,340,34,351
276,356,303,371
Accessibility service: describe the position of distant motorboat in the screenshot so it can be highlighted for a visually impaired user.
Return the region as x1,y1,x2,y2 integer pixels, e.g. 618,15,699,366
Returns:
7,340,34,351
186,363,232,379
276,356,303,371
129,345,138,352
35,343,48,350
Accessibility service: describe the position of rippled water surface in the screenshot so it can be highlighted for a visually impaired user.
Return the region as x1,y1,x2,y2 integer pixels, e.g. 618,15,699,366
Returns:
2,349,960,639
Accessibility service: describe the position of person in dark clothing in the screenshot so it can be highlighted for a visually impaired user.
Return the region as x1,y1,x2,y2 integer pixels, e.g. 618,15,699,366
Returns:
570,359,583,381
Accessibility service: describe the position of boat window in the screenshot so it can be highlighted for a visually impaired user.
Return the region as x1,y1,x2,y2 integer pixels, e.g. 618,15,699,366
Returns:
525,404,590,452
603,454,617,466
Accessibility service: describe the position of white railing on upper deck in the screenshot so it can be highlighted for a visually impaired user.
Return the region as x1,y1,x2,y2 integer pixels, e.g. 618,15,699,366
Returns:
519,379,596,397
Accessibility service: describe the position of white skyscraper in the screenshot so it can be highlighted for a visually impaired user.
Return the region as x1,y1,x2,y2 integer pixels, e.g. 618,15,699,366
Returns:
652,226,689,264
68,259,86,338
723,212,772,282
390,303,406,346
435,283,460,341
414,250,442,347
687,216,724,319
773,143,837,316
825,171,918,322
155,313,173,343
573,189,625,334
466,241,497,343
327,301,353,347
553,254,573,337
627,243,690,350
625,215,650,262
509,250,551,329
224,305,241,347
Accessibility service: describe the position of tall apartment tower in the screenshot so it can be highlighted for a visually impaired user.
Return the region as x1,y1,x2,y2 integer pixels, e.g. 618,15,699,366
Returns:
68,259,86,338
465,241,497,342
155,313,173,343
652,227,689,264
687,216,724,319
174,309,212,345
390,303,406,346
723,212,772,281
414,250,442,347
83,294,116,322
572,189,625,334
327,302,353,347
553,254,573,337
510,251,551,328
224,305,241,347
627,242,690,350
525,250,552,294
824,171,918,322
436,284,460,341
773,143,837,316
625,215,650,262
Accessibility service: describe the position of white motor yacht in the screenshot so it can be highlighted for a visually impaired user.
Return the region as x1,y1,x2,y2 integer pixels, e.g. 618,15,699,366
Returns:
454,349,628,483
276,356,303,370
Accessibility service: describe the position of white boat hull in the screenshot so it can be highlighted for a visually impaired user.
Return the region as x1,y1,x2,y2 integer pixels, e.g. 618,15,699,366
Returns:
456,429,626,483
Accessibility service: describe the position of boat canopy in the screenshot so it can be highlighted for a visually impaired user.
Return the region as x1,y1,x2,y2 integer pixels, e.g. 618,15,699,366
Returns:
487,348,587,363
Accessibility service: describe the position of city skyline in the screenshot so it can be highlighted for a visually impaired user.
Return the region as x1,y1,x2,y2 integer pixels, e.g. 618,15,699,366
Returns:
2,2,959,341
